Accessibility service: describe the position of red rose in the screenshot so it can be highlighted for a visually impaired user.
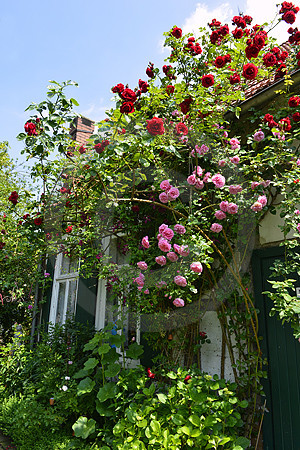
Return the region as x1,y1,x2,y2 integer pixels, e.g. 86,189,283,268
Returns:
244,15,253,24
214,56,226,68
194,43,202,55
34,217,43,226
232,15,246,29
171,26,182,38
245,44,260,59
146,117,165,136
111,83,124,94
175,122,188,135
78,145,86,154
24,122,37,136
138,79,148,93
292,112,300,122
288,96,300,107
94,140,110,154
121,88,137,103
263,52,277,67
201,74,214,88
179,97,193,114
66,226,72,233
199,331,207,339
242,63,258,80
229,73,240,84
146,67,154,78
282,10,296,24
232,28,244,39
166,85,174,95
209,19,221,29
219,25,229,36
253,32,266,50
146,368,155,379
120,102,134,114
275,63,287,80
224,53,231,63
184,375,192,383
8,191,18,205
279,117,291,131
264,113,274,123
210,30,220,44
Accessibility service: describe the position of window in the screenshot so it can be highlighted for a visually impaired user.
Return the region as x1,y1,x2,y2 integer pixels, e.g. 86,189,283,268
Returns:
49,253,79,325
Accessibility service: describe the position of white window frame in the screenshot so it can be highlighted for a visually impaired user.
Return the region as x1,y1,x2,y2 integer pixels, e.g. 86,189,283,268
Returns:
49,252,79,325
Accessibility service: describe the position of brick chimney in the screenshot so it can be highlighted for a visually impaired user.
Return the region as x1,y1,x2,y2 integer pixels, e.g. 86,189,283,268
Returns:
69,116,95,145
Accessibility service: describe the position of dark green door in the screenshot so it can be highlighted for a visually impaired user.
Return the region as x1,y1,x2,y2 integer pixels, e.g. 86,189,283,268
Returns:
252,248,300,450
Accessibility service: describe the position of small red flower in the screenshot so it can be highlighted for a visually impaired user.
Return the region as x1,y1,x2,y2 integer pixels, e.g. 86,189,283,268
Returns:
171,26,182,38
184,375,192,383
111,83,124,94
201,74,214,88
288,96,300,107
166,85,175,95
147,368,155,379
138,79,149,93
120,102,135,114
94,140,110,154
146,117,165,136
242,63,258,80
34,217,43,226
175,122,188,135
66,225,73,233
199,331,207,339
8,191,18,205
229,73,240,84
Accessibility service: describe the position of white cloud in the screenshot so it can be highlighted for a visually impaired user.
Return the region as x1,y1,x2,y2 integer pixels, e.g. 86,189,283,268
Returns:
182,2,233,36
81,102,111,122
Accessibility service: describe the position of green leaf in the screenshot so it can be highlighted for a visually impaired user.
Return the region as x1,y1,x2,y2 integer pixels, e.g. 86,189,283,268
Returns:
84,333,102,351
166,371,177,379
239,400,248,408
189,415,200,427
101,348,120,365
180,426,191,436
234,436,251,448
126,343,144,359
72,416,96,439
98,343,111,355
77,377,95,396
172,414,185,426
157,393,167,403
96,400,114,417
83,357,99,371
150,419,161,434
190,429,201,437
109,333,125,347
105,363,120,378
70,98,79,106
204,416,218,427
73,368,89,379
97,382,117,402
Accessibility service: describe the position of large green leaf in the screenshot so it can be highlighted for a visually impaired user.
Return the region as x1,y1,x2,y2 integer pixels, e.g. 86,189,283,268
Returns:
77,377,95,396
97,382,117,402
72,416,96,439
105,363,120,378
83,357,99,371
126,343,144,359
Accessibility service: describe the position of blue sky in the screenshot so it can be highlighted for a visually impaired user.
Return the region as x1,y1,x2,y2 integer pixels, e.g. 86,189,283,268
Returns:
1,0,297,162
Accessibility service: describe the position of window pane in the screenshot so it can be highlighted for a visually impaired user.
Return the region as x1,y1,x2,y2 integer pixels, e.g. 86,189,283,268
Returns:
60,255,78,275
56,282,66,324
66,279,78,319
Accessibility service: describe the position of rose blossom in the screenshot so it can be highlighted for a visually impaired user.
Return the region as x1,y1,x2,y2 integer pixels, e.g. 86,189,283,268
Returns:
230,156,240,164
253,130,265,142
203,172,211,183
295,210,300,215
174,224,186,234
258,195,267,207
161,227,174,240
187,174,196,185
158,239,171,252
215,210,226,220
229,138,240,150
155,256,167,266
146,117,165,135
210,223,223,233
174,275,187,287
173,298,185,307
229,184,242,194
159,192,169,203
142,236,150,248
242,63,258,80
218,159,226,167
137,261,148,271
195,179,204,190
190,262,203,274
167,252,178,262
176,122,189,135
201,74,214,88
195,144,209,155
251,181,260,189
159,223,168,234
219,201,229,212
167,187,180,200
251,201,263,212
211,173,226,188
227,202,239,214
297,223,300,233
177,245,190,257
160,180,171,191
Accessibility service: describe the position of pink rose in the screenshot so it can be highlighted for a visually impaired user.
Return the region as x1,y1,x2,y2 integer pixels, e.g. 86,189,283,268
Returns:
155,256,167,265
230,156,240,164
203,172,211,183
253,130,264,142
174,275,187,287
227,202,238,214
167,187,180,200
142,236,150,248
258,195,267,207
295,210,300,215
135,274,145,287
218,159,226,167
167,252,178,262
195,144,209,155
173,298,185,307
229,184,242,194
158,239,171,252
159,223,168,234
229,138,240,150
137,261,148,270
261,180,271,188
251,182,260,189
174,224,186,234
215,210,226,220
193,166,203,177
187,174,197,185
210,223,223,233
195,179,204,190
162,227,174,240
297,223,300,233
177,245,190,257
190,262,203,273
211,173,226,188
159,192,169,203
144,289,149,294
251,201,263,212
219,201,229,212
160,180,171,191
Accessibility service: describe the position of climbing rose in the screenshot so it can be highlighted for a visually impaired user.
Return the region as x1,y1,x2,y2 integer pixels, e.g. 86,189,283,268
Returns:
258,195,267,207
121,88,137,103
176,122,188,135
158,224,168,234
159,192,169,203
171,26,182,38
146,117,165,135
167,252,178,262
112,83,124,93
229,73,241,84
227,203,238,214
160,180,171,191
187,174,196,185
173,298,185,307
201,74,214,88
174,276,187,287
24,122,37,136
161,227,174,240
174,224,186,234
215,210,226,220
251,201,263,212
8,191,19,205
166,85,175,95
176,245,190,257
141,236,150,248
263,52,277,67
229,184,243,194
211,173,226,188
138,79,148,93
242,63,258,80
137,261,148,270
288,96,300,107
230,138,240,150
34,217,43,226
253,130,265,141
210,223,223,233
190,262,203,273
155,256,166,266
230,156,240,164
158,239,171,252
220,201,229,212
292,112,300,122
167,187,180,200
282,10,296,24
120,102,134,114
